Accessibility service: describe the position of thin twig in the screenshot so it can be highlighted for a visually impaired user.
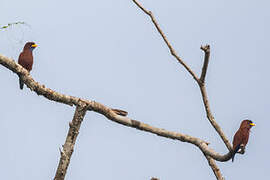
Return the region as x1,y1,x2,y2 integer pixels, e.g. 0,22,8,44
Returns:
200,45,210,83
132,0,199,82
199,85,233,151
0,21,26,30
199,47,232,151
54,101,88,180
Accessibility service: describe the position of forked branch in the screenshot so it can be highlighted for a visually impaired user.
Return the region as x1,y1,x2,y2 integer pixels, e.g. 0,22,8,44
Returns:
132,1,233,179
0,54,232,162
199,46,232,152
1,2,233,179
132,0,232,152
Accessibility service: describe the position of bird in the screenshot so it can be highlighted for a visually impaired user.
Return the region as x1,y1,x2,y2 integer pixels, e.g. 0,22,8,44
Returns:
18,42,38,89
232,119,255,162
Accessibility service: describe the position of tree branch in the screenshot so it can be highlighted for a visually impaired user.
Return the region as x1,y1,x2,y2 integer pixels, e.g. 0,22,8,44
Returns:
1,2,237,179
198,84,232,152
131,1,234,179
204,155,225,180
199,46,232,151
132,0,232,152
0,53,232,162
200,45,210,83
54,101,88,180
132,0,199,82
0,54,127,116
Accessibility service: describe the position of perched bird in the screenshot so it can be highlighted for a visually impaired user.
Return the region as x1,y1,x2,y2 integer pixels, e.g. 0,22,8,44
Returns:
232,120,255,162
18,42,38,89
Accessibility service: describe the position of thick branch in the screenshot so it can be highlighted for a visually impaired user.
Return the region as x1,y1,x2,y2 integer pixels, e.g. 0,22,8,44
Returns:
0,54,232,162
204,155,225,180
54,101,88,180
0,54,127,116
132,0,199,82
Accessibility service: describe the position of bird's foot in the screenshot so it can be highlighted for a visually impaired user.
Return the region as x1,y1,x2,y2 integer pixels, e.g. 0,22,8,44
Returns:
238,144,246,154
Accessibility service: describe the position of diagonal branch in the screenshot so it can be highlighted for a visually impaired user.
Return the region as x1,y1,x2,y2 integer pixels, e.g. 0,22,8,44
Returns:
0,54,127,116
132,0,232,152
204,154,225,180
132,0,199,82
2,2,235,180
0,53,232,162
131,1,234,179
54,101,88,180
199,47,232,152
198,81,233,151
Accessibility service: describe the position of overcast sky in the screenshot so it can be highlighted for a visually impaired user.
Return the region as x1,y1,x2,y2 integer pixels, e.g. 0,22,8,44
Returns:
1,0,269,179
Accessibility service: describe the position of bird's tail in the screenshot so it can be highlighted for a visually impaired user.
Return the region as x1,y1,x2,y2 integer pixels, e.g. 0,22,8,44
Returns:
19,76,24,90
231,144,241,162
231,150,236,162
111,108,128,116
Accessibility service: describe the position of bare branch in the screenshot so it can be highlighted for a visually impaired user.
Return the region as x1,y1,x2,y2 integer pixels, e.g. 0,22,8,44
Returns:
199,46,232,151
132,0,199,82
54,101,88,180
131,0,232,153
131,1,235,179
1,2,237,180
0,53,232,162
204,155,225,180
199,85,233,151
200,45,210,83
0,54,127,116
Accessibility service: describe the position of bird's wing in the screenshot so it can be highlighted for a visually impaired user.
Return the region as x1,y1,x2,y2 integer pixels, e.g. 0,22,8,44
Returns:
232,130,244,162
18,51,33,71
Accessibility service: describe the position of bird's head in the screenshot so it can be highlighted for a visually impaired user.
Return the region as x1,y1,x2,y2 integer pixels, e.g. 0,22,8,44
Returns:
240,119,255,129
23,42,38,51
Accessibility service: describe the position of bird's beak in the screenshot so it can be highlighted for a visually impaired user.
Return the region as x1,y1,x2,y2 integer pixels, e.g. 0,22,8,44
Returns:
250,123,255,126
31,44,38,48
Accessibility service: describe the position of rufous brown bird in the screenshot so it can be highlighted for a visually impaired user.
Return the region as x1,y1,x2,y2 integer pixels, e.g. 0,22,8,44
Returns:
232,119,255,162
18,42,38,89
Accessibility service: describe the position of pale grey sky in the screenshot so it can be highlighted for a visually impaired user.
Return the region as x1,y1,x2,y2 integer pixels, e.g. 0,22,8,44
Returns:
1,0,269,179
